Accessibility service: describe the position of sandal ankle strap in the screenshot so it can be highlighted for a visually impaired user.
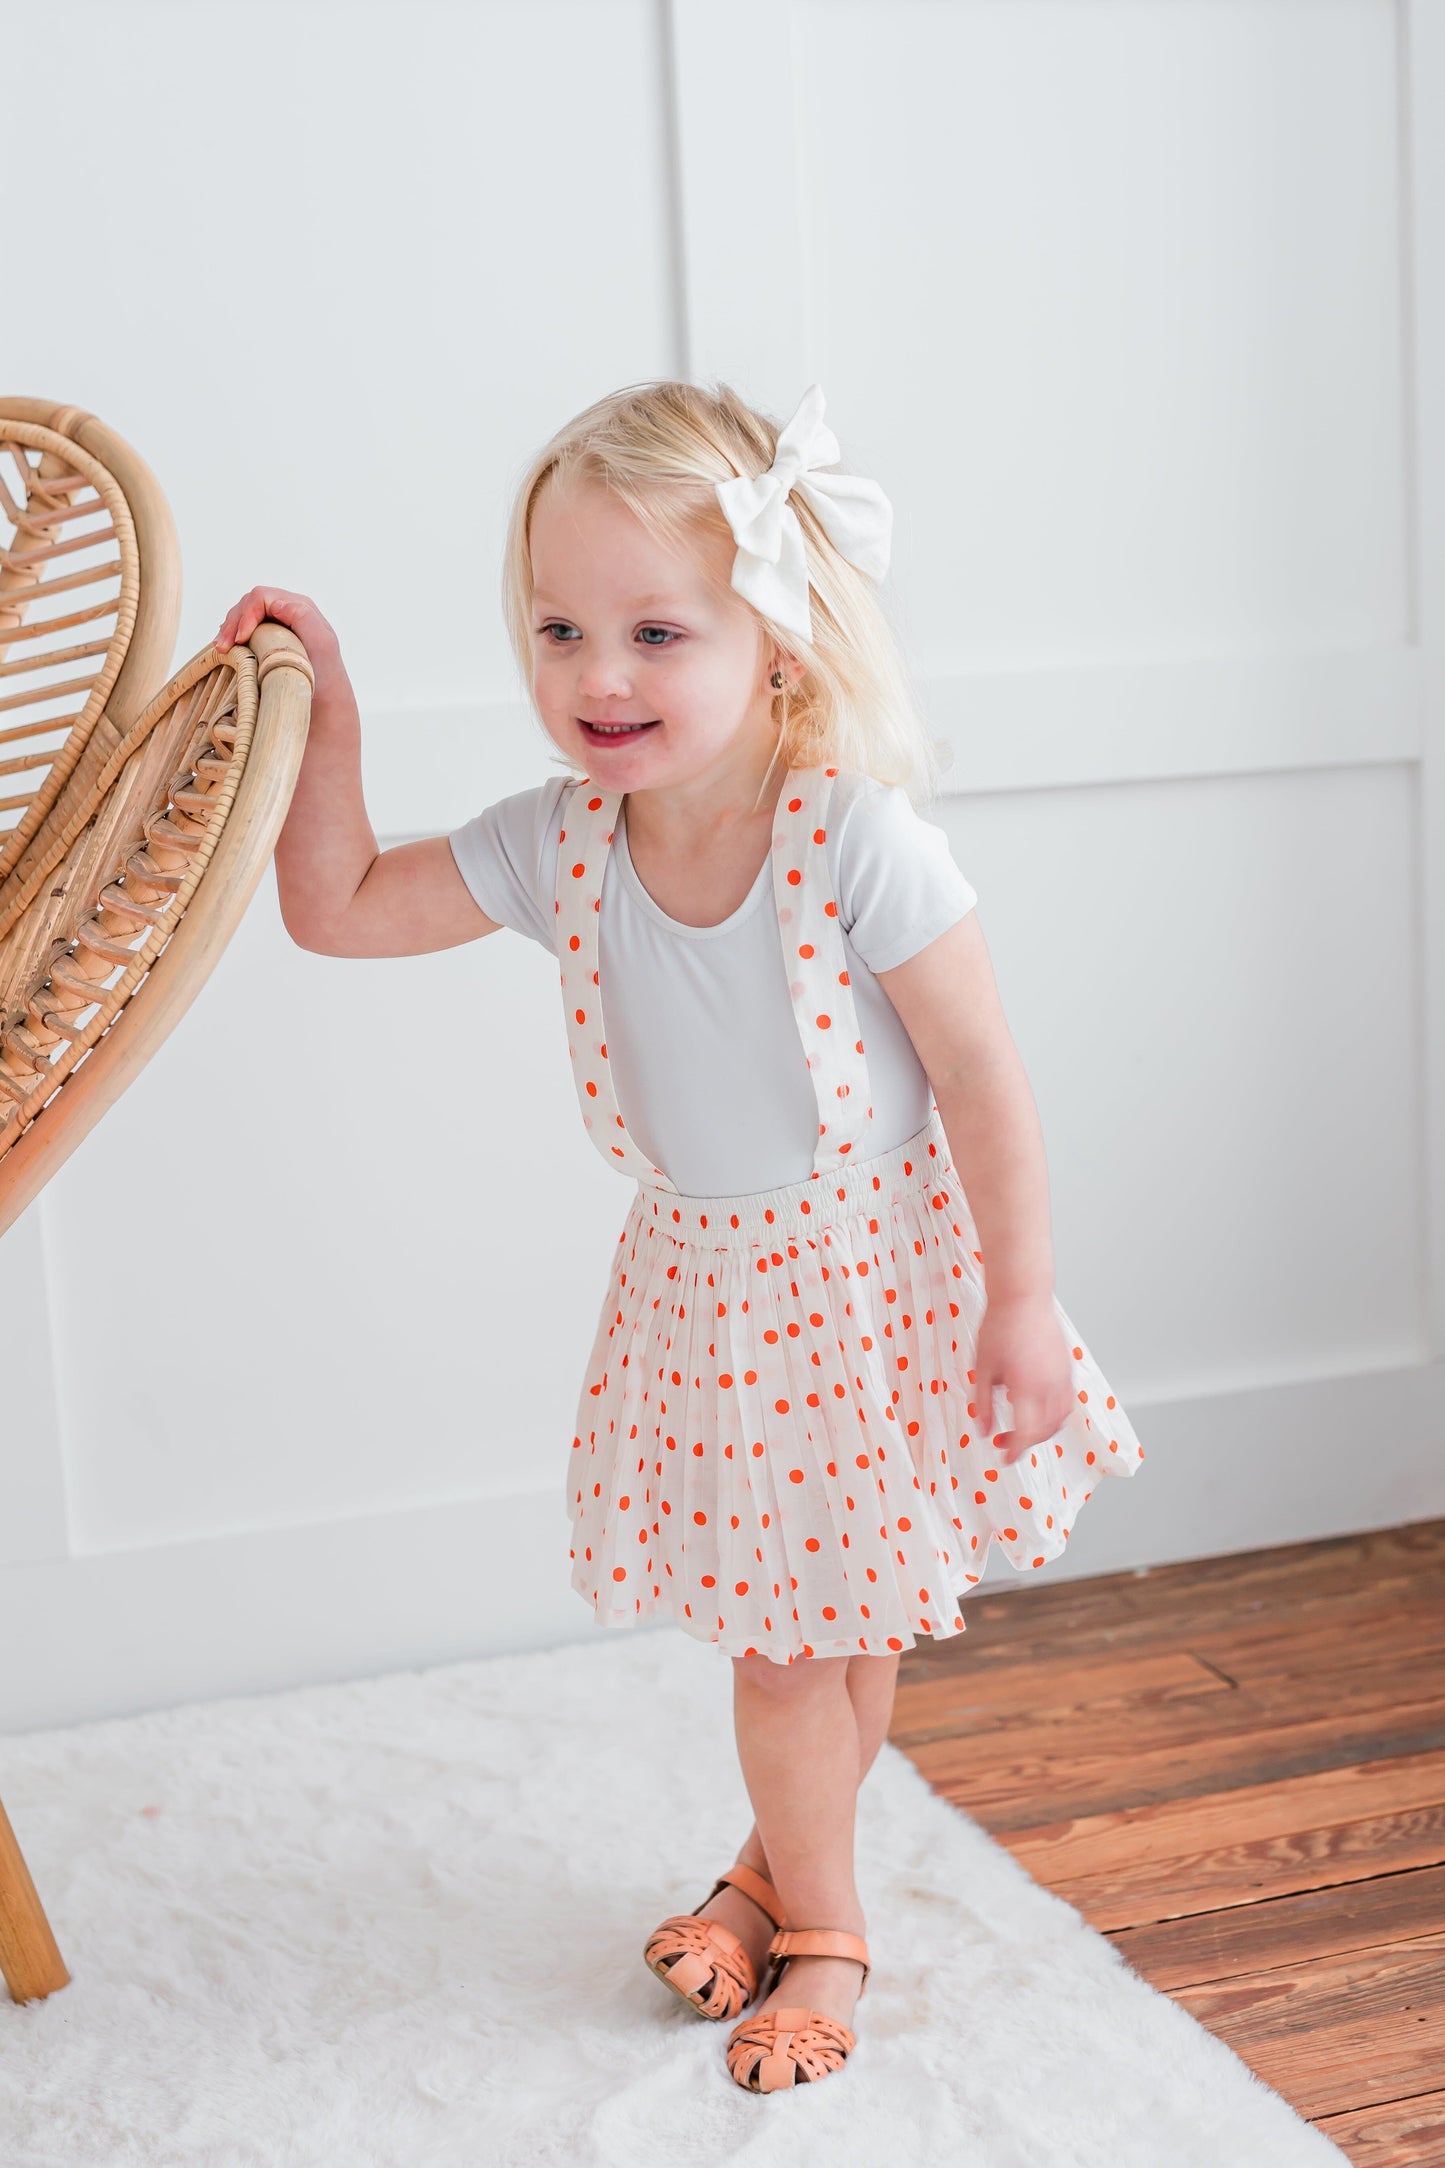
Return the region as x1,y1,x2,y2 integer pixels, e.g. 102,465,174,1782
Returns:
767,1926,871,1989
714,1862,787,1929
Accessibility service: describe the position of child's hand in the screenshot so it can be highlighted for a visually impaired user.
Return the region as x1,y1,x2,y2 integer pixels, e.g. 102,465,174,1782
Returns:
972,1293,1075,1465
212,587,348,702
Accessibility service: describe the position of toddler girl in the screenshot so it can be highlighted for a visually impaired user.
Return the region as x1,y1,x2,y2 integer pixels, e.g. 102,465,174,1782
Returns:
213,378,1144,2094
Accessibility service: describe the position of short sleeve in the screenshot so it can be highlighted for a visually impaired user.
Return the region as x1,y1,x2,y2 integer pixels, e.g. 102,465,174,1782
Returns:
836,779,978,973
447,777,569,954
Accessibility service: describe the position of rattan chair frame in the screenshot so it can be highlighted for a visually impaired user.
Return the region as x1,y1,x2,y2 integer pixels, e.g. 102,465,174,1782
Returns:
0,630,312,2001
0,623,313,1232
0,401,182,896
0,404,313,2005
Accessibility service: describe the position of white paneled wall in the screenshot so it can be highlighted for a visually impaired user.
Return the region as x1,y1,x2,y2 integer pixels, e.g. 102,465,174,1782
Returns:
2,0,1441,1730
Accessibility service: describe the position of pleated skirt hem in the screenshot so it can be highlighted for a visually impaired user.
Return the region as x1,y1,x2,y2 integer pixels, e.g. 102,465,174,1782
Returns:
570,1442,1138,1664
565,1110,1146,1667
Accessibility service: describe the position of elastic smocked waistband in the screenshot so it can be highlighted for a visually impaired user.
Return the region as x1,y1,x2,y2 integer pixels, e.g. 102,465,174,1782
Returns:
633,1108,951,1247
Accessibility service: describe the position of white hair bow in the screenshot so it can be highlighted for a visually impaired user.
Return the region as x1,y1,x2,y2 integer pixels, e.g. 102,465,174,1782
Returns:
714,383,893,642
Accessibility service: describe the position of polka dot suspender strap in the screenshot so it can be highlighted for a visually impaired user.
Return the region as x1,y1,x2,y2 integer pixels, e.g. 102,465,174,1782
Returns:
771,763,876,1177
555,779,678,1189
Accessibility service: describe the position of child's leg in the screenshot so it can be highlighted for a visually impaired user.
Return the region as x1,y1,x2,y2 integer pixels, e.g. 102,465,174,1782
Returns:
708,1653,900,1978
845,1647,903,1778
734,1652,900,1869
727,1651,882,2026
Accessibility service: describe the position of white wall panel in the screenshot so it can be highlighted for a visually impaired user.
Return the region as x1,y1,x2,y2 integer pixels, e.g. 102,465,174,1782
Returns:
38,869,626,1552
794,0,1408,671
0,1215,69,1568
1407,0,1445,1352
936,761,1426,1398
29,756,1422,1557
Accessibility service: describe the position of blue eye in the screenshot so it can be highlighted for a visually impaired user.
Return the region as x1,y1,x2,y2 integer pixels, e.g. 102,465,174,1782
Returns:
537,623,679,647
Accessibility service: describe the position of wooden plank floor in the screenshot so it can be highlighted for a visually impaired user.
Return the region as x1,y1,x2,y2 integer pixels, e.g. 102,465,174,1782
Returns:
889,1518,1445,2166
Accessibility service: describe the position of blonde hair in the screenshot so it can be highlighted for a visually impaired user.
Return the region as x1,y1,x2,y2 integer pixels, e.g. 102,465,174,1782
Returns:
500,377,951,810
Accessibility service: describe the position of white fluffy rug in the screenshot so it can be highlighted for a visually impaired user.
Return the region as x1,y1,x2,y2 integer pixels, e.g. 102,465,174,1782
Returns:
0,1624,1346,2168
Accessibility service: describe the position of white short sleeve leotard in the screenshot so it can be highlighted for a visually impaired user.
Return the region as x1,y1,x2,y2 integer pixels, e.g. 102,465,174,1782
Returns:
447,767,978,1196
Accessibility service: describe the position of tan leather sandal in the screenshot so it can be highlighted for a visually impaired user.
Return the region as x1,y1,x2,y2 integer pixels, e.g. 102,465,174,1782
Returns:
725,1928,871,2091
643,1862,787,2021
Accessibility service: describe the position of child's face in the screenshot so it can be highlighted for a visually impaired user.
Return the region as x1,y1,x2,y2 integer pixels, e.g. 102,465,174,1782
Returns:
528,474,779,791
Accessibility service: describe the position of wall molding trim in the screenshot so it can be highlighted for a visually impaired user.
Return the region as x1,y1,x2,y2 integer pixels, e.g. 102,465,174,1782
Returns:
1403,0,1445,1352
3,1356,1438,1735
0,1206,70,1570
371,642,1424,840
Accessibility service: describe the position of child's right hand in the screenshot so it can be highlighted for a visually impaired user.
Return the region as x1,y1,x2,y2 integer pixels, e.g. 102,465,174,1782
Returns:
210,584,499,958
212,587,348,704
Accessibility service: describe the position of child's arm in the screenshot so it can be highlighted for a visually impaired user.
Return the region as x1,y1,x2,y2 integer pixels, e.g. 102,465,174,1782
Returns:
876,912,1075,1462
213,587,501,958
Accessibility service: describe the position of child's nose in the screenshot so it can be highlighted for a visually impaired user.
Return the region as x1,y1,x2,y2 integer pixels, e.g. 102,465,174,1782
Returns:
578,660,635,698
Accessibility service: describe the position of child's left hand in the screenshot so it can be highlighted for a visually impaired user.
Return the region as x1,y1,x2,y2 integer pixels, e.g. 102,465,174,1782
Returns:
973,1293,1075,1465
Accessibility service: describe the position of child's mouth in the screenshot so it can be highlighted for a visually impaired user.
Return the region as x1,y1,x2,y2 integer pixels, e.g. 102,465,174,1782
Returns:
578,719,661,744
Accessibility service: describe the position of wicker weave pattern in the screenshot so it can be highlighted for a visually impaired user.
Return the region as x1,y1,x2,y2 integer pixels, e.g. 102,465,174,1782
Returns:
0,649,255,1156
0,420,143,884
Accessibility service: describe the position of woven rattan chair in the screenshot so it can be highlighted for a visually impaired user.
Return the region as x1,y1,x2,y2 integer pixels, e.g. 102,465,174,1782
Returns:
0,399,314,2000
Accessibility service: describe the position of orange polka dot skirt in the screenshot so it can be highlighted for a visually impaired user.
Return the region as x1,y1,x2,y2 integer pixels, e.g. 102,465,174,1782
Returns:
567,1104,1146,1666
